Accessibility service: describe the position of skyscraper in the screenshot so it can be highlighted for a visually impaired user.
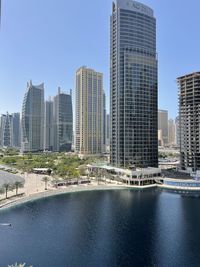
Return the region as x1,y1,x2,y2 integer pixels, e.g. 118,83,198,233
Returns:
103,92,107,152
0,113,13,147
175,116,180,147
12,113,21,148
21,81,44,153
158,109,168,146
178,72,200,172
44,99,54,151
168,119,175,146
106,113,110,147
53,88,73,152
110,0,158,168
75,67,103,155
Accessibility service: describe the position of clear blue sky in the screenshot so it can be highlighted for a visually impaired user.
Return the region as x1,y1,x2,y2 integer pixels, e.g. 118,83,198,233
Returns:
0,0,200,119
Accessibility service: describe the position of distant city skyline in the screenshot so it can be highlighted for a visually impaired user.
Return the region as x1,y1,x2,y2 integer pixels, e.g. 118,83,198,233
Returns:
1,0,200,119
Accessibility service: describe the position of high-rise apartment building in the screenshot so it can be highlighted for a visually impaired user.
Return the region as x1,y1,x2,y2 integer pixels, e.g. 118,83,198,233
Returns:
75,67,103,155
0,113,13,147
178,72,200,172
44,99,54,151
175,116,180,147
168,119,175,146
12,113,21,148
21,81,44,153
158,110,168,146
110,0,158,168
53,88,73,152
0,113,21,148
103,92,107,152
106,114,110,147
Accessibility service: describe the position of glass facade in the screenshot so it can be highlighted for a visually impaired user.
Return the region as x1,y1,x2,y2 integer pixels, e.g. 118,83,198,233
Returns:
21,81,44,152
53,89,73,152
0,113,13,147
44,100,54,151
12,113,21,148
110,0,158,168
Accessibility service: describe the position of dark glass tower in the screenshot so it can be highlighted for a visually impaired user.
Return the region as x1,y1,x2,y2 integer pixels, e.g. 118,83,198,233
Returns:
53,88,73,152
110,0,158,168
12,113,21,148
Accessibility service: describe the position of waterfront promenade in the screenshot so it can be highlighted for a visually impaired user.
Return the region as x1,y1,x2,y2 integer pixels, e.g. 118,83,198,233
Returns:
0,171,158,210
1,170,200,211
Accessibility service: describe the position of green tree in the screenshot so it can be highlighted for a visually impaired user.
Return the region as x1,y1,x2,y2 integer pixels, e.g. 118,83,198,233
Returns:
79,165,87,177
3,183,13,199
42,176,50,190
47,168,52,176
13,181,24,196
0,187,5,196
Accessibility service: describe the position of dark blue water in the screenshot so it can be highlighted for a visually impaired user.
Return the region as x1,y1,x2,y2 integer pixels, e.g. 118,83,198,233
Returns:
0,188,200,267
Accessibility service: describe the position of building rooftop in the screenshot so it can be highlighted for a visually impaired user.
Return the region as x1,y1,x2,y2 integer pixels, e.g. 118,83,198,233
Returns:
177,72,200,80
114,0,154,17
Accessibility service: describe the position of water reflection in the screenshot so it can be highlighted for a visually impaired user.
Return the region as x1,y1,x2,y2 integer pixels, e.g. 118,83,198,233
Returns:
0,189,200,266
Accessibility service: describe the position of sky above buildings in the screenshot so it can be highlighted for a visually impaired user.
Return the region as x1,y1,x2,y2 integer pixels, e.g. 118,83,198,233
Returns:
0,0,200,119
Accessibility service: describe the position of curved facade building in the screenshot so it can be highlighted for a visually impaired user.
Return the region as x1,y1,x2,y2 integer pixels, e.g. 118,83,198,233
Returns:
21,81,44,153
110,0,158,168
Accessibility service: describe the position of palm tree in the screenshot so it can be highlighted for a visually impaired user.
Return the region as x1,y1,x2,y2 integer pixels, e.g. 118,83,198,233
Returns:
14,181,24,196
96,169,102,185
42,176,50,190
0,187,5,197
85,168,91,184
3,183,13,199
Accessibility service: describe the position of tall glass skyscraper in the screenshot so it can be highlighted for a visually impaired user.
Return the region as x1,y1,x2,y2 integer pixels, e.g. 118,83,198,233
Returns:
44,99,54,151
0,113,13,147
53,88,73,152
21,81,44,153
12,112,21,148
110,0,158,168
158,109,168,146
